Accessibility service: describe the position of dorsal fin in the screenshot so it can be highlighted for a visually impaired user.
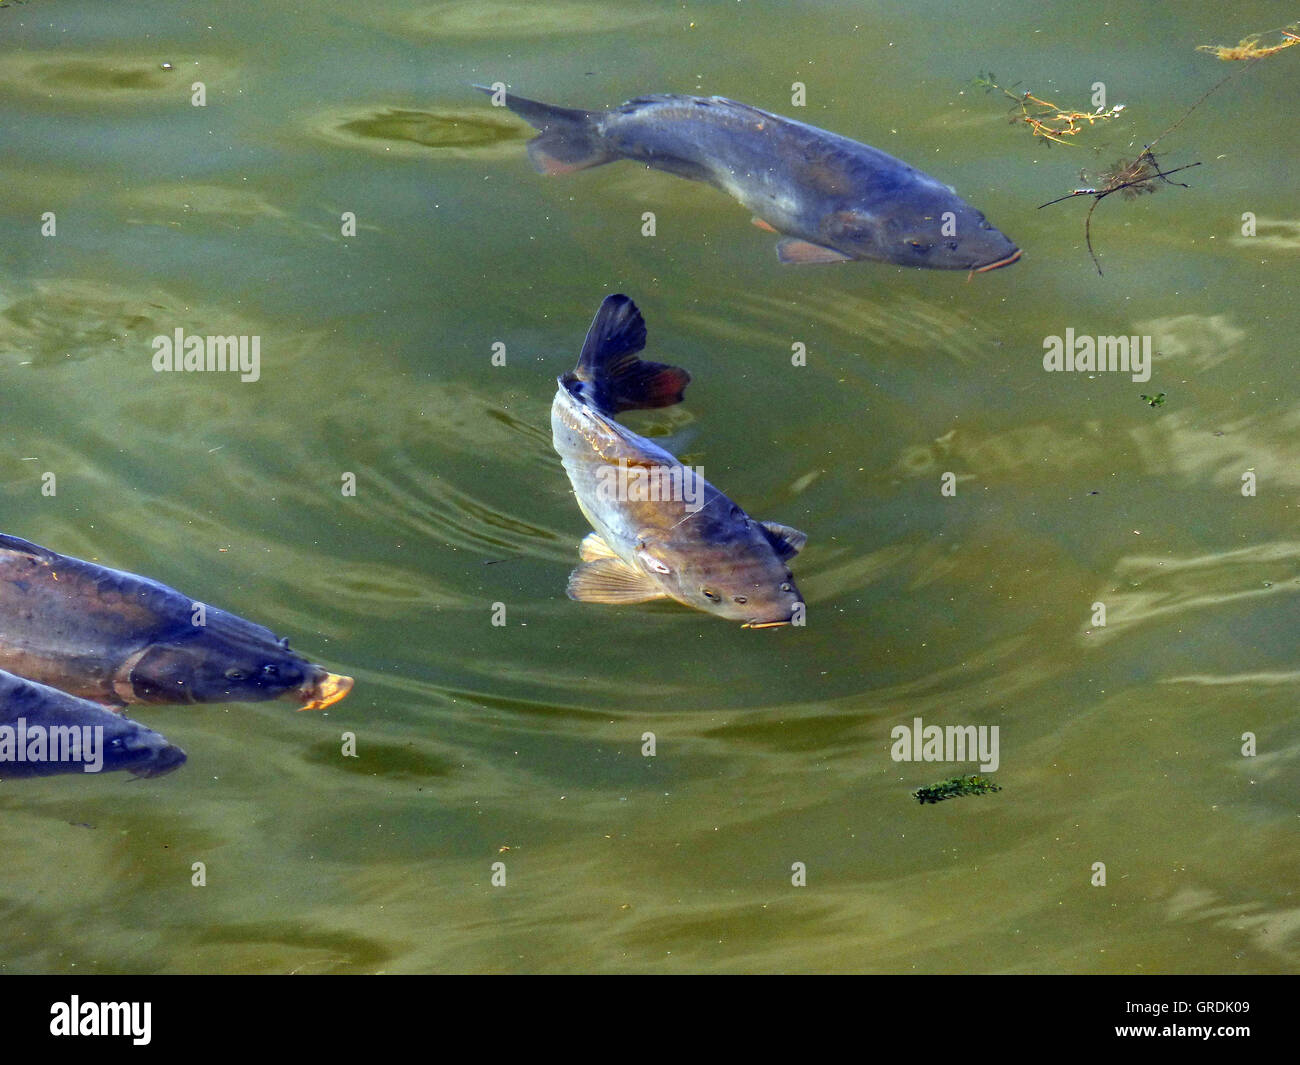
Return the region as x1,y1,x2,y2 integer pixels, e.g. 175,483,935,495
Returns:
0,532,59,562
569,295,690,414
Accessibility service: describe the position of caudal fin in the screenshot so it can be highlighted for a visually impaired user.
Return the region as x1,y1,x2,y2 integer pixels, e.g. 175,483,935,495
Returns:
473,85,613,175
568,295,690,414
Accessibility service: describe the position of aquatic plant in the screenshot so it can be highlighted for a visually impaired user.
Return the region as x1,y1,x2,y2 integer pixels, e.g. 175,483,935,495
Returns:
912,775,1002,805
972,72,1125,146
1197,26,1299,61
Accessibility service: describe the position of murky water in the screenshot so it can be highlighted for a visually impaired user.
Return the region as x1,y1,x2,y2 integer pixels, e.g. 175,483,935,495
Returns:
1,0,1297,973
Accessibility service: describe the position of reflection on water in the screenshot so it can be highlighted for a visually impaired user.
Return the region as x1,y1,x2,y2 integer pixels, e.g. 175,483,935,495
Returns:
117,183,290,226
1133,313,1246,370
0,52,235,102
1087,541,1300,643
392,1,664,39
311,105,526,159
1228,217,1300,251
1,0,1297,974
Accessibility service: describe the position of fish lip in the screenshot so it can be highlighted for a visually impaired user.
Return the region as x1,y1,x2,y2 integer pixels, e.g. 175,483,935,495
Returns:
969,247,1022,275
128,744,188,779
295,672,354,712
741,618,792,630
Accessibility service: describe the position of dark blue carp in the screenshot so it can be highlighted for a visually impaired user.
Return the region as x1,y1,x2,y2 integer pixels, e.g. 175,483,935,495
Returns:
552,295,806,627
0,533,352,711
0,668,186,779
480,87,1020,273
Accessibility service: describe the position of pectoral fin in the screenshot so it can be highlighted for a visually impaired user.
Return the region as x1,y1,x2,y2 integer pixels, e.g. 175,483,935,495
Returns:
578,532,620,562
776,239,853,264
566,557,668,604
752,216,779,233
760,521,807,559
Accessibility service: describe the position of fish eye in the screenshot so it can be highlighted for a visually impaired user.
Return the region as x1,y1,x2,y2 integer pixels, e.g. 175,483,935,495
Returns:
107,737,125,751
779,582,793,593
701,588,722,602
733,595,748,604
262,664,279,678
225,668,247,681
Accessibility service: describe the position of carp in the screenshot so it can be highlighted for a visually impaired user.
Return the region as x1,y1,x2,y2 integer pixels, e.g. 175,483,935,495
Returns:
481,87,1020,272
0,668,186,779
552,295,806,627
0,533,352,711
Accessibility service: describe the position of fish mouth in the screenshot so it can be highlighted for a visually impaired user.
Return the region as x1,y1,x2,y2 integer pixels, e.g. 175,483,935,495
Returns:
128,743,188,779
741,618,792,630
296,671,354,711
967,248,1022,277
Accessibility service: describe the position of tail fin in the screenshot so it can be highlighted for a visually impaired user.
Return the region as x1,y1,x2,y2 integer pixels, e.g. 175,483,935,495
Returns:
473,85,613,175
569,295,690,414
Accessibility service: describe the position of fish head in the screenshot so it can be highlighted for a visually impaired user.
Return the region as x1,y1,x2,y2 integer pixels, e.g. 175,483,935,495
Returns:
98,720,188,779
121,617,353,710
827,193,1020,272
642,518,807,627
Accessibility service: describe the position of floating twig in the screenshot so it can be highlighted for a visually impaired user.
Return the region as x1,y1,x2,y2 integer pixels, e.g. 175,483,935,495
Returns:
1031,23,1298,274
1039,148,1201,275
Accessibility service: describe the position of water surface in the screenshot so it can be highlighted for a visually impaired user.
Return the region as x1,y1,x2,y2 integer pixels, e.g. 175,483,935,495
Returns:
1,0,1297,973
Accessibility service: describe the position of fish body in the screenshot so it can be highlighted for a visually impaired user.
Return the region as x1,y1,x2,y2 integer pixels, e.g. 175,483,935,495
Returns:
482,88,1020,272
0,668,186,779
0,533,352,710
552,295,806,627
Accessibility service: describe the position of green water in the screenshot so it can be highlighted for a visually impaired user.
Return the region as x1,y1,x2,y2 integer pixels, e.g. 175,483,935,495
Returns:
1,0,1297,974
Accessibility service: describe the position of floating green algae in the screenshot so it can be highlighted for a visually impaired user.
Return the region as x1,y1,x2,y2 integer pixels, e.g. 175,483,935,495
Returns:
913,775,1002,804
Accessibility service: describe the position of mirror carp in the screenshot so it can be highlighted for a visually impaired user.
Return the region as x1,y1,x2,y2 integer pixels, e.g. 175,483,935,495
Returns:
552,295,806,627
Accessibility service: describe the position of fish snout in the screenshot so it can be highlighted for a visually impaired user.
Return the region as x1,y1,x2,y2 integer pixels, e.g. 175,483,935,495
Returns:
738,579,805,629
295,670,354,711
970,246,1022,274
128,742,188,779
